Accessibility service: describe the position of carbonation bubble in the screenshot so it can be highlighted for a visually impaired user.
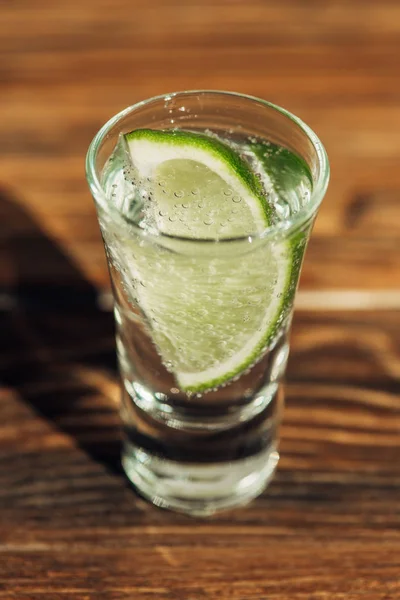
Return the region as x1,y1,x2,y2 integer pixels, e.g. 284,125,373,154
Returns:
232,196,241,203
204,218,213,225
174,190,184,198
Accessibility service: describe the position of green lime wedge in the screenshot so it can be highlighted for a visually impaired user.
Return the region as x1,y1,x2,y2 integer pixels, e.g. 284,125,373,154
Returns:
121,129,295,393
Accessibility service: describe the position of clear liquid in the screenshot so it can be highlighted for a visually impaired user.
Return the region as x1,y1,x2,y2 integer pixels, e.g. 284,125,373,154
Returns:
99,129,312,510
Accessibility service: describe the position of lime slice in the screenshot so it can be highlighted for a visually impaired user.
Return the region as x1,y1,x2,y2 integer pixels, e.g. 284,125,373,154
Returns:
121,129,294,393
125,129,273,238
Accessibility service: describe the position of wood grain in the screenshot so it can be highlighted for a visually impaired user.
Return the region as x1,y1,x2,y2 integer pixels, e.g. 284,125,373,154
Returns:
0,308,399,599
1,1,400,290
1,0,400,598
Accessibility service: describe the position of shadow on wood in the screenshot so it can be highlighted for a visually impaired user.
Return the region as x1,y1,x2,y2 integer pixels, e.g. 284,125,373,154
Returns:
0,188,122,476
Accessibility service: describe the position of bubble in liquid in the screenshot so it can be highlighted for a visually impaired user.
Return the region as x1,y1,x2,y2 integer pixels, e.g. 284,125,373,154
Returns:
158,180,166,187
203,218,213,225
191,188,199,195
159,210,168,217
224,189,232,196
182,202,189,209
174,190,184,198
232,196,241,203
169,215,177,222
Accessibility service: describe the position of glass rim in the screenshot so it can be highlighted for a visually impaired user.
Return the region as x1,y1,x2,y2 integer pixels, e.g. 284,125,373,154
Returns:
86,90,330,244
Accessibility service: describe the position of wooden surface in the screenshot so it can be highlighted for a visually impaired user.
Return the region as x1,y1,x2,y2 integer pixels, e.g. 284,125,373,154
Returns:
1,1,400,598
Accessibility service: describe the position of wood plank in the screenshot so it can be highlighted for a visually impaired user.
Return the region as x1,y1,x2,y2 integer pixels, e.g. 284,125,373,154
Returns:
0,309,399,598
1,2,400,294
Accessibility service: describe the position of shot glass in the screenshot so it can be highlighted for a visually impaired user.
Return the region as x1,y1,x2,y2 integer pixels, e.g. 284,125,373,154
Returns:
86,91,329,515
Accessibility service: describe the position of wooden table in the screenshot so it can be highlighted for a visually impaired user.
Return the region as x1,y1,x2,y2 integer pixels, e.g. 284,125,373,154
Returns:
1,1,399,598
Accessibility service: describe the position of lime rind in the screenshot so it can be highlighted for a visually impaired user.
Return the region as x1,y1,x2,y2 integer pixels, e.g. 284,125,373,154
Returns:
251,141,313,205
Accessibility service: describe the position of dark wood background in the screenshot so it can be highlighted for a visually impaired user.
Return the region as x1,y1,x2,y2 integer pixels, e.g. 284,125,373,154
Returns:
1,1,399,598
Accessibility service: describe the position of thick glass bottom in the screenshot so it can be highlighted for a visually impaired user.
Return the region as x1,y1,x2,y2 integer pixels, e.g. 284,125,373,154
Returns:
122,440,279,516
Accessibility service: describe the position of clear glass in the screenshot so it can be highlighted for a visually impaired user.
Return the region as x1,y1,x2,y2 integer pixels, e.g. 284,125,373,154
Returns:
86,91,329,516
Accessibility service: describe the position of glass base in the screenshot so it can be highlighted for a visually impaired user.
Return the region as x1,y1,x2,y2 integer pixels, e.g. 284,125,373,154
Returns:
122,440,279,516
